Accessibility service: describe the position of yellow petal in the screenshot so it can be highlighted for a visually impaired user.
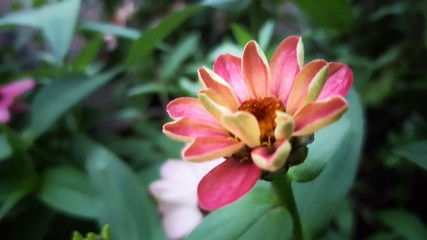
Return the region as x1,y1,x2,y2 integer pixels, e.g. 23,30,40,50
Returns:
274,111,295,140
221,111,260,148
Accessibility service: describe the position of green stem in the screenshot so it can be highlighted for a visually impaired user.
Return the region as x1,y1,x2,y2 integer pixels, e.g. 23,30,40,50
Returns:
272,174,304,240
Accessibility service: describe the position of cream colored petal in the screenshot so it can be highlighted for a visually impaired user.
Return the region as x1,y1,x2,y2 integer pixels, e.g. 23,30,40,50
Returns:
286,60,328,115
274,111,295,141
305,65,329,104
251,140,291,172
198,92,232,122
221,111,261,148
198,67,240,111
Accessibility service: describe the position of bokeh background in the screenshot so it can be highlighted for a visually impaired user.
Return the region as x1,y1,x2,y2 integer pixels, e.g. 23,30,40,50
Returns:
0,0,426,239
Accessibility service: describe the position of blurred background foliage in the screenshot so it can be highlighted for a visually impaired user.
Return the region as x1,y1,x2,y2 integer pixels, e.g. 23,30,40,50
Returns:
0,0,426,239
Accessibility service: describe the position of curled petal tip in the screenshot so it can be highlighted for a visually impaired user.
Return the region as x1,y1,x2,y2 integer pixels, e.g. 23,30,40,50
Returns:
251,140,291,172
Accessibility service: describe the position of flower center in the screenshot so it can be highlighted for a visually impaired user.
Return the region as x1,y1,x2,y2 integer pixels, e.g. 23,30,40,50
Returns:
238,97,285,143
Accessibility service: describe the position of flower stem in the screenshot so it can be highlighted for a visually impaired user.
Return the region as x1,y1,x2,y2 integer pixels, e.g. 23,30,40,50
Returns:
272,174,304,240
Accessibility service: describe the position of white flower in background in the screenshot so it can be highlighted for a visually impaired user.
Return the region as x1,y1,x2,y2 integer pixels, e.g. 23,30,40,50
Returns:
149,158,224,240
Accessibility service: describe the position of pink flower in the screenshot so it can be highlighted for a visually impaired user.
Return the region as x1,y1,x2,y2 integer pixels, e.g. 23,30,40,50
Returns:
149,159,224,240
0,78,35,123
163,36,353,211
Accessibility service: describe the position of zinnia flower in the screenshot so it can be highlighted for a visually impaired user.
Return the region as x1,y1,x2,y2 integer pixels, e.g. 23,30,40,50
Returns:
149,159,224,239
163,36,353,211
0,78,35,123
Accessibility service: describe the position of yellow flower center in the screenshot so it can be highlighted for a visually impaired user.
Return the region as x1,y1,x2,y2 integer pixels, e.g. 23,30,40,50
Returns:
238,97,285,144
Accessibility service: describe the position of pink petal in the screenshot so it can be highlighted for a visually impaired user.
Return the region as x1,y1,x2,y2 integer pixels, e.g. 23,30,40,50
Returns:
286,60,328,115
318,63,353,101
0,78,35,99
198,158,261,211
270,36,303,102
162,206,203,240
0,108,10,123
158,159,219,181
251,140,291,172
293,96,348,136
183,137,245,162
213,54,249,102
242,41,271,99
166,97,217,124
163,118,225,142
198,67,239,111
150,179,198,205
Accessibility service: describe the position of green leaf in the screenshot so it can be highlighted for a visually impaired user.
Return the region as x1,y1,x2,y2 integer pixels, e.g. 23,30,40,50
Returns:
79,22,141,40
1,125,30,151
393,140,427,170
124,5,204,67
81,137,164,240
24,69,120,140
378,210,427,240
1,125,36,178
288,109,351,182
231,24,253,47
72,225,111,240
37,166,98,219
0,0,81,63
73,36,104,71
0,134,12,161
72,232,85,240
160,33,200,80
292,89,364,237
258,21,275,50
291,0,352,32
187,187,293,240
0,186,32,219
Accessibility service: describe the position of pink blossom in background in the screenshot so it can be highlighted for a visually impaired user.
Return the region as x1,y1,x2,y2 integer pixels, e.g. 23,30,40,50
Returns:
149,159,224,240
0,78,35,123
163,36,353,211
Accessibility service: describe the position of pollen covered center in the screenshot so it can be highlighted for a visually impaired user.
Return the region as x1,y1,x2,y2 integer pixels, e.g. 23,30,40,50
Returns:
238,97,285,142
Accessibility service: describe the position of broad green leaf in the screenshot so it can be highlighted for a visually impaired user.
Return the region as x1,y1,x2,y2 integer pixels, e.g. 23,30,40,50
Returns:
231,24,253,47
0,134,12,161
79,22,141,40
37,166,98,219
187,187,293,240
378,210,427,240
0,0,81,63
393,140,427,170
24,69,120,140
293,89,364,237
292,0,352,32
124,5,204,67
288,109,351,182
81,137,164,240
